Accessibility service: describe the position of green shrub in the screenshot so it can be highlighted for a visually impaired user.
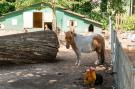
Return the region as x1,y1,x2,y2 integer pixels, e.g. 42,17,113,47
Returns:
0,2,15,16
121,15,135,31
88,11,109,30
101,18,108,30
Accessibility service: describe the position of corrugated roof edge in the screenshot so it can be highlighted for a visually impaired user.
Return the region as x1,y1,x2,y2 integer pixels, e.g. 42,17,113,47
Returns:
63,9,102,27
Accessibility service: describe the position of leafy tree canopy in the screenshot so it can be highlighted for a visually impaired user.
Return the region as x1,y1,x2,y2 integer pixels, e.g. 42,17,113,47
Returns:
0,0,15,16
6,0,16,3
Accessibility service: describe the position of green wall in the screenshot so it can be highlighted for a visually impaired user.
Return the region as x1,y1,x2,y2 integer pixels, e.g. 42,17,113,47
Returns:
1,11,23,30
56,9,102,33
56,10,64,31
0,4,102,33
0,7,53,31
63,11,85,33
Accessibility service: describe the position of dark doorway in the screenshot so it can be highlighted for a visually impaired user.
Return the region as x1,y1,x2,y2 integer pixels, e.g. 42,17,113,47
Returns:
44,22,52,30
88,24,94,32
33,12,42,28
69,20,76,32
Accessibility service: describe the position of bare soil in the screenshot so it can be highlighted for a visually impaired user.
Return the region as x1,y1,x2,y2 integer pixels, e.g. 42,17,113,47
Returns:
0,43,114,89
117,32,135,66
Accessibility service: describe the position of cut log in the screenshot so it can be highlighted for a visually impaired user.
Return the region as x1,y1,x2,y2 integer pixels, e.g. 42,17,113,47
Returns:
0,30,59,62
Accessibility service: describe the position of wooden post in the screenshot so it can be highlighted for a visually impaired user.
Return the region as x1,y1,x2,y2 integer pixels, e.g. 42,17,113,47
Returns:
115,14,118,30
130,0,133,16
115,14,123,30
52,0,57,34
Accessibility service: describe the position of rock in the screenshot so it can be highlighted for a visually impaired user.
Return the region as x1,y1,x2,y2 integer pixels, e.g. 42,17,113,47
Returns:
96,66,106,71
23,73,34,77
35,68,42,71
55,72,63,75
72,84,77,87
35,75,41,77
16,72,22,76
7,80,16,83
63,88,68,89
48,80,57,84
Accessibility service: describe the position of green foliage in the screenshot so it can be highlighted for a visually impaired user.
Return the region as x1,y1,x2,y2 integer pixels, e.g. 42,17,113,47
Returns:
57,0,78,10
0,2,15,16
101,18,108,30
89,11,102,21
80,1,92,13
108,0,126,14
6,0,16,3
15,0,35,10
121,15,135,31
90,12,109,30
100,0,108,12
15,0,50,10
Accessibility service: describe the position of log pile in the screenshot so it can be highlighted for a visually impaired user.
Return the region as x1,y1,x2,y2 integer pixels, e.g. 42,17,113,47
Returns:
0,30,59,62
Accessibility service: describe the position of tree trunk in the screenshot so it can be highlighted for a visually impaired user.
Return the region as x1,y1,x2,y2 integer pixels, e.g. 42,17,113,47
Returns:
0,30,59,63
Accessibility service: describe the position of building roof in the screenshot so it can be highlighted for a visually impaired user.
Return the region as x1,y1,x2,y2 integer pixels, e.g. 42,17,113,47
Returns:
0,2,102,27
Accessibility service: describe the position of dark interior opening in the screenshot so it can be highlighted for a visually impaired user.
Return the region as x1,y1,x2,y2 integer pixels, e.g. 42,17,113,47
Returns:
71,21,74,26
44,22,52,30
88,24,94,32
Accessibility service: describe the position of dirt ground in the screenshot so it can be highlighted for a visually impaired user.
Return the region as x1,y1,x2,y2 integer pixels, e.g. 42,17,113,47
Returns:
117,32,135,65
0,28,134,89
0,41,114,89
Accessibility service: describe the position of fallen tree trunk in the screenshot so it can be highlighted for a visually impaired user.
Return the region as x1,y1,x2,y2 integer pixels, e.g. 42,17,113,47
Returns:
0,30,59,62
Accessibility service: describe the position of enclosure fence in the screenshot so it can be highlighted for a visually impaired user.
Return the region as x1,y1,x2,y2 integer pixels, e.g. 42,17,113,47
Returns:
115,14,135,31
115,14,124,30
110,17,135,89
